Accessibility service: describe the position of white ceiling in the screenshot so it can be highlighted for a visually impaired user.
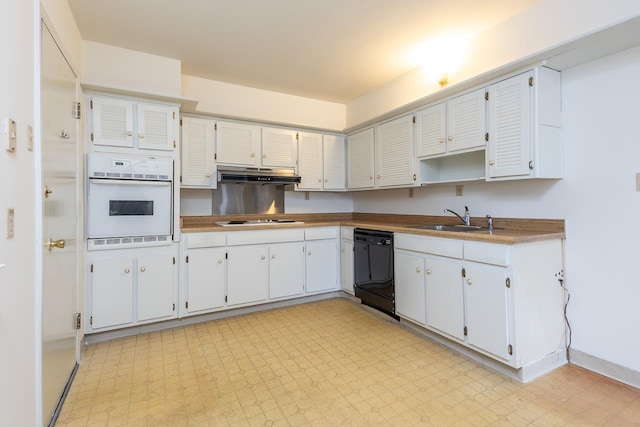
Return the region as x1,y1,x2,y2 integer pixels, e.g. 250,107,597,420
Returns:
67,0,538,103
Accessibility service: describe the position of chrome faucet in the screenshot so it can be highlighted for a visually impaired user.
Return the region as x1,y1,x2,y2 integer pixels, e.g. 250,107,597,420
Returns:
444,206,470,226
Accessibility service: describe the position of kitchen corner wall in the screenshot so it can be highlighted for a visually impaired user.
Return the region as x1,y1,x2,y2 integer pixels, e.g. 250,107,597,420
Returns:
353,46,640,378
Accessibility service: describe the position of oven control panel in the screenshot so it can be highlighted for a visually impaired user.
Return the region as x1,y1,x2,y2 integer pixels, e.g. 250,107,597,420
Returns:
87,153,173,181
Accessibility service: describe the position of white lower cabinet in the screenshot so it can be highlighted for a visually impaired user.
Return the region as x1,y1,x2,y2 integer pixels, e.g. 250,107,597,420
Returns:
340,231,354,294
269,242,305,299
87,245,178,332
394,251,426,325
183,247,226,315
305,227,340,293
227,245,269,306
394,233,564,373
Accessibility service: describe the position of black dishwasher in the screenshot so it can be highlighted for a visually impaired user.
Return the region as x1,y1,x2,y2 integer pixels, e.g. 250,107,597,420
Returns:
354,228,398,320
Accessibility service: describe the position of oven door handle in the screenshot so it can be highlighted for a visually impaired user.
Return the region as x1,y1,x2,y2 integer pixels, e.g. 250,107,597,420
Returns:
89,179,171,187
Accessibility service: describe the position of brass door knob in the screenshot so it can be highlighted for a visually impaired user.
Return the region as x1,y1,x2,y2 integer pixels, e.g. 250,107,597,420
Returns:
46,238,65,251
44,186,53,198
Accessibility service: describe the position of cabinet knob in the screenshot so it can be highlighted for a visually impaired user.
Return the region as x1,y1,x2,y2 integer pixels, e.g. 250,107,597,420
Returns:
308,251,312,256
271,254,276,259
140,267,146,272
489,160,495,166
426,269,431,275
318,179,322,182
139,133,145,139
416,267,421,273
369,176,373,180
447,136,453,141
127,131,133,136
263,154,267,158
376,175,381,179
124,268,130,274
261,255,266,260
438,138,444,143
467,279,472,285
250,153,256,158
205,173,211,178
324,179,328,182
218,259,223,264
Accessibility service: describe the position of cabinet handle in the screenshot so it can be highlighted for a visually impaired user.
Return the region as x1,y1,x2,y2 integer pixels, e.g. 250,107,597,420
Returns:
416,267,421,273
438,138,444,143
447,136,453,141
250,153,256,158
140,267,146,272
261,255,266,260
271,254,276,259
426,269,431,275
467,279,472,285
139,133,145,139
489,160,495,166
127,131,133,136
217,259,223,264
124,268,130,274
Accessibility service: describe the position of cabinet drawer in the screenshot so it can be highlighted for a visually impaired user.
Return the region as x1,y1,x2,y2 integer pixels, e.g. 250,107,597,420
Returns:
186,232,226,249
464,242,510,266
395,234,463,259
340,226,354,240
227,229,304,245
305,227,338,240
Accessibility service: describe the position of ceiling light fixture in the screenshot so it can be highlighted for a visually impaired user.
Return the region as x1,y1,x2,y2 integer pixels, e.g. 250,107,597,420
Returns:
408,31,472,87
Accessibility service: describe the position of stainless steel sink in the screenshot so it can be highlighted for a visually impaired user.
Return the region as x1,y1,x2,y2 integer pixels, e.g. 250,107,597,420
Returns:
411,224,485,232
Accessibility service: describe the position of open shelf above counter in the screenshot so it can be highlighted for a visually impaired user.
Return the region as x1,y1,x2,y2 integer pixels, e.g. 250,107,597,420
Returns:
419,149,486,185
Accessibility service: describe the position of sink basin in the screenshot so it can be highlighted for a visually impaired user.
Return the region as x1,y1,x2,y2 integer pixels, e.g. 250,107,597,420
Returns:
412,224,485,232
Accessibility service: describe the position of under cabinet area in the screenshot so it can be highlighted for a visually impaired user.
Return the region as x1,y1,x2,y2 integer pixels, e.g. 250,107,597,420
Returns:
87,245,179,333
394,233,565,379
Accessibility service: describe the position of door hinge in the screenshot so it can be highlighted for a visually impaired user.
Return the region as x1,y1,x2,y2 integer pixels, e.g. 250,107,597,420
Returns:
485,132,489,142
225,295,228,303
172,303,175,311
185,301,189,309
506,277,511,288
90,316,93,325
529,161,534,170
173,257,176,265
529,77,534,87
296,132,299,140
214,153,217,161
180,118,182,126
464,326,468,336
461,268,466,278
214,123,217,131
412,116,416,124
508,344,513,355
173,140,176,149
485,92,489,101
186,255,189,263
173,112,176,120
90,99,93,109
73,102,81,119
225,252,228,259
90,133,94,142
74,313,81,330
90,264,94,273
413,174,416,181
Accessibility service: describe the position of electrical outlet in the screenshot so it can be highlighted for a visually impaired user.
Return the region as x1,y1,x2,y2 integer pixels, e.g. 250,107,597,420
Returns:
7,208,14,239
408,188,414,198
304,191,310,200
456,185,464,196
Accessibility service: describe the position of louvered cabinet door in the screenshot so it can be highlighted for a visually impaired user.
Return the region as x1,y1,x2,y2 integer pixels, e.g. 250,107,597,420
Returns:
297,132,323,190
487,72,531,178
216,120,261,167
323,135,346,190
447,89,486,153
347,128,375,189
262,127,297,168
137,103,176,151
91,96,134,148
375,114,415,187
181,117,216,187
416,103,446,157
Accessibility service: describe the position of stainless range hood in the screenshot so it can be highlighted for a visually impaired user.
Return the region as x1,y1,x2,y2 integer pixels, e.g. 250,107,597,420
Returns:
217,167,301,184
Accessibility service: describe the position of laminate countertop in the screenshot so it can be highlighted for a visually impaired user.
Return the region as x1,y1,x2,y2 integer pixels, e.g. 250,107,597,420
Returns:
181,213,565,244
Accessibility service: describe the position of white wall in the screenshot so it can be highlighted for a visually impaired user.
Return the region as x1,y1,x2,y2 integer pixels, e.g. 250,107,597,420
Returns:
0,0,37,425
347,0,640,127
353,46,640,375
41,0,83,75
82,41,182,96
182,75,346,131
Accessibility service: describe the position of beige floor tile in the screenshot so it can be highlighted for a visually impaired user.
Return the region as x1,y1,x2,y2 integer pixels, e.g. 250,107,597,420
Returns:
58,298,640,426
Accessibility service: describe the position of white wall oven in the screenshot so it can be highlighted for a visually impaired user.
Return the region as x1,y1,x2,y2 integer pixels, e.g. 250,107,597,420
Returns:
87,153,173,250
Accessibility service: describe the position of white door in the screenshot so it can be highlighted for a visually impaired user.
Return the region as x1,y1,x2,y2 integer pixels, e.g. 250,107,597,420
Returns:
340,239,354,294
137,251,176,322
297,132,323,190
90,256,134,330
216,120,261,167
425,256,465,341
447,89,486,153
306,240,338,293
227,245,268,305
137,103,176,151
323,135,346,190
184,247,226,315
91,96,134,148
375,114,415,187
269,242,305,299
181,117,216,187
41,23,79,425
347,128,375,189
261,127,297,167
395,251,426,325
415,103,446,157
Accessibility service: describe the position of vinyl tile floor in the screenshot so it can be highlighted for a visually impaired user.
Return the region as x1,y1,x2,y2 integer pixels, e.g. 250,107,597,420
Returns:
57,298,640,426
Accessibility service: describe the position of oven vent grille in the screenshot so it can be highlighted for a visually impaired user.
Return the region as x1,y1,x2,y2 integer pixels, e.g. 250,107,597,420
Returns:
89,172,171,181
88,235,171,251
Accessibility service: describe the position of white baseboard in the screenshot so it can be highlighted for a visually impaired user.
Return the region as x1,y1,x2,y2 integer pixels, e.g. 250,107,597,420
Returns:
570,349,640,389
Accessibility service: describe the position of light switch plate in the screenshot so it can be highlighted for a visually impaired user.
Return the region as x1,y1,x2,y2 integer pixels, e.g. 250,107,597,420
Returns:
456,185,464,196
27,125,34,151
4,117,17,152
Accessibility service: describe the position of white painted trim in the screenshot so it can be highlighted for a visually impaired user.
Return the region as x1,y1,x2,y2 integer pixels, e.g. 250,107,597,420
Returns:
570,349,640,390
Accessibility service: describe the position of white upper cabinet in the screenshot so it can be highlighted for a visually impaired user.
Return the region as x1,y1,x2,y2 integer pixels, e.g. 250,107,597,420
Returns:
375,114,416,187
216,120,261,167
261,127,297,168
90,95,177,152
297,132,346,191
180,117,216,188
487,68,562,180
416,89,486,158
297,132,324,190
136,103,176,151
347,128,375,189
